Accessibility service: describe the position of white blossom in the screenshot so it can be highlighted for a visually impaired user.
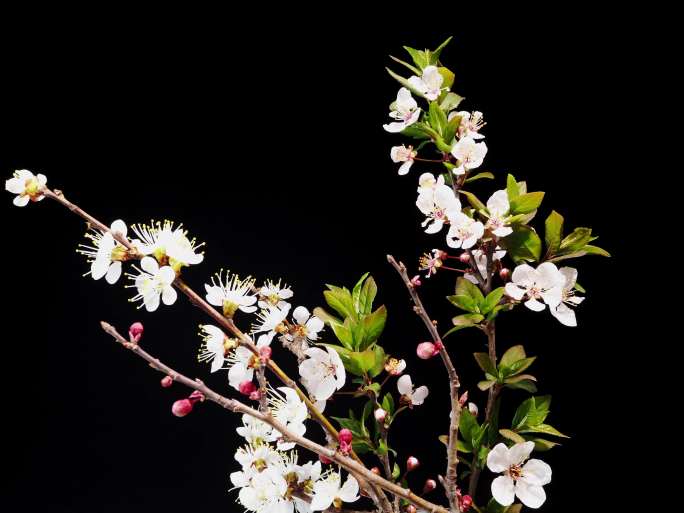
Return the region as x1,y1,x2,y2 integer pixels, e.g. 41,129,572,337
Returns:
310,471,359,511
485,190,513,237
419,249,444,277
198,324,235,373
205,270,258,316
235,465,290,513
227,333,273,391
235,414,276,446
487,441,552,509
131,220,204,270
449,110,485,139
465,248,506,284
5,169,47,207
390,144,417,175
253,304,291,336
383,87,421,133
416,183,461,234
77,219,129,284
450,136,488,170
417,172,444,195
299,347,346,403
258,279,293,310
397,374,429,406
407,65,445,101
505,262,564,312
446,212,485,249
550,267,585,327
128,256,177,312
286,306,324,342
269,387,308,450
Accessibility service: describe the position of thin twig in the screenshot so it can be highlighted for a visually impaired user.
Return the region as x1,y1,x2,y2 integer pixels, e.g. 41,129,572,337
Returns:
100,322,448,513
387,255,462,513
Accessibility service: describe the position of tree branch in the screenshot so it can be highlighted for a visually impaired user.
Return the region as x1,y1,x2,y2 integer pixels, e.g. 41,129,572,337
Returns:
100,322,447,513
387,255,462,513
43,186,391,512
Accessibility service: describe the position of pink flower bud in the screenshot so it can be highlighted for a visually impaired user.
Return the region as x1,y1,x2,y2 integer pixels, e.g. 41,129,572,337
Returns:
406,456,420,472
128,322,144,343
436,250,448,260
468,402,479,417
319,453,332,465
459,252,471,263
339,428,353,454
417,342,438,360
370,466,381,475
410,275,422,287
458,391,469,407
259,346,272,362
239,380,257,397
249,390,262,401
161,376,173,388
374,408,387,423
423,479,437,494
188,390,205,404
406,505,417,513
172,398,193,417
459,494,473,512
499,268,511,281
434,340,444,352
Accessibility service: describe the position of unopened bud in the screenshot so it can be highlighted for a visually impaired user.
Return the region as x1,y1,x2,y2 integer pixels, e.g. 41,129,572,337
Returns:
468,402,479,417
339,428,353,454
417,342,439,360
460,494,473,512
436,250,448,260
128,322,144,343
239,380,257,397
410,275,422,287
499,268,511,281
406,456,420,472
406,505,417,513
172,398,193,417
423,478,437,494
434,340,444,352
459,252,471,263
188,390,205,403
249,390,262,401
458,391,469,407
370,466,381,475
319,453,333,465
374,408,387,423
259,346,272,362
161,376,173,388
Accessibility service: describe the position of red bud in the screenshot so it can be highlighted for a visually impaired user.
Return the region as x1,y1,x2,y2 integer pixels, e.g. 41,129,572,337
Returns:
161,376,173,388
423,479,437,494
406,506,417,513
406,456,420,472
410,275,422,287
172,398,193,417
374,408,387,423
319,453,333,465
499,268,511,281
459,252,471,263
460,494,473,512
239,380,257,397
128,322,144,343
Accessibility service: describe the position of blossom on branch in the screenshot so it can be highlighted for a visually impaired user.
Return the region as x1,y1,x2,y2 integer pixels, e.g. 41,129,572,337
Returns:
383,87,421,133
205,270,258,316
416,180,461,234
131,220,204,270
390,144,417,175
5,169,47,206
451,136,488,170
310,470,360,511
485,190,513,237
505,262,564,312
227,333,273,391
446,212,485,249
77,219,130,284
407,65,445,101
550,266,585,327
286,306,324,342
397,374,429,407
127,256,177,312
298,347,346,404
257,279,293,310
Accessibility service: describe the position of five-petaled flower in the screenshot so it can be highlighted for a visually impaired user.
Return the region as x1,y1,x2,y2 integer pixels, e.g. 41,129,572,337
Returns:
310,471,360,511
446,212,485,249
451,136,488,170
452,110,486,140
391,144,417,175
416,181,461,234
198,324,238,373
131,220,204,270
408,65,445,101
397,374,429,407
485,190,513,237
77,220,130,284
383,87,421,133
128,256,177,312
550,266,585,326
487,441,552,509
505,262,564,311
257,279,293,310
226,333,273,391
205,270,258,317
268,386,308,450
286,306,324,342
6,169,47,206
299,347,346,405
252,304,291,336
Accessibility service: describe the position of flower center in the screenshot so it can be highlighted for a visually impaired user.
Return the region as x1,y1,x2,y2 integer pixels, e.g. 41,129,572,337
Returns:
223,299,239,317
293,324,309,338
507,464,522,480
24,177,41,197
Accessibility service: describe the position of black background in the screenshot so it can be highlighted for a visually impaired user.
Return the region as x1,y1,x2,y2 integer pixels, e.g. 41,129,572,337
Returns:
2,11,646,513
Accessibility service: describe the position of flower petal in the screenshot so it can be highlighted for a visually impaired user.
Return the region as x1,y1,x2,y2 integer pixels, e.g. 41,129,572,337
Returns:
397,374,413,396
515,479,547,509
491,475,515,506
411,385,429,405
522,458,552,486
508,441,535,465
105,261,122,284
487,443,511,473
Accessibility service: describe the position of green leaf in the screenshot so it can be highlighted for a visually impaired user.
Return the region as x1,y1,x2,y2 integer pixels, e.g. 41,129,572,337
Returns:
481,287,505,314
500,225,542,263
505,379,537,393
447,294,480,313
377,438,389,455
360,306,387,349
544,210,564,256
499,429,526,444
382,393,395,416
440,92,463,113
442,113,460,144
428,36,453,65
438,67,455,90
509,192,545,215
399,123,432,140
531,438,561,451
559,227,594,252
459,190,486,211
388,54,421,75
403,46,429,69
478,380,496,391
323,285,356,320
458,407,479,444
500,345,526,368
473,352,497,376
520,423,569,438
512,398,534,430
583,244,611,257
392,462,401,480
504,357,537,376
352,440,373,454
428,101,448,136
455,277,485,304
444,313,484,337
506,174,520,200
466,171,495,182
368,345,387,378
361,400,373,436
329,320,354,349
527,395,551,426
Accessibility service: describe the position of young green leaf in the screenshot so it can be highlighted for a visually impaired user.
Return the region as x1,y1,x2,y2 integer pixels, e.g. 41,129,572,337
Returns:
385,67,426,98
455,277,485,304
559,227,594,252
509,191,545,215
499,429,526,444
447,294,480,313
428,36,453,65
388,54,421,75
519,423,569,438
440,92,463,113
428,101,448,136
360,305,387,349
466,171,495,182
506,173,520,200
403,46,429,69
473,352,497,376
544,210,564,256
459,190,486,211
500,225,542,263
323,285,356,320
500,345,526,368
481,287,505,314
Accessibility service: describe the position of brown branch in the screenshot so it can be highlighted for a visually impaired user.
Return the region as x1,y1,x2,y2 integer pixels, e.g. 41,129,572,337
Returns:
100,322,447,513
43,186,391,511
387,255,462,513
